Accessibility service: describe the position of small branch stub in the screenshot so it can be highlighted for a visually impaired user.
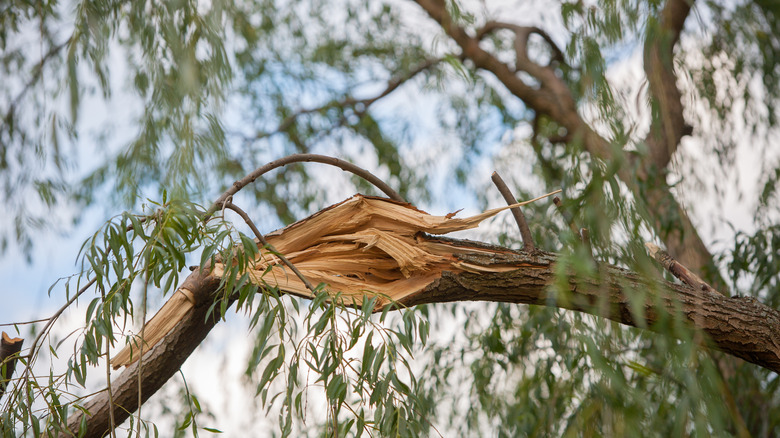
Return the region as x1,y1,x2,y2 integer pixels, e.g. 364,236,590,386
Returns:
0,331,24,402
490,171,535,251
645,242,717,294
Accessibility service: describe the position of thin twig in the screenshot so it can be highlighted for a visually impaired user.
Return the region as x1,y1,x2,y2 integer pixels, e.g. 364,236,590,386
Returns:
222,201,316,293
0,318,51,327
490,171,535,251
136,274,148,438
249,58,440,141
207,153,405,220
99,284,117,438
3,39,71,126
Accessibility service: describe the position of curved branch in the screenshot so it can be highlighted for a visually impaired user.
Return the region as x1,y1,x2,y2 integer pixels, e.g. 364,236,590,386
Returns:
476,21,566,70
207,153,405,220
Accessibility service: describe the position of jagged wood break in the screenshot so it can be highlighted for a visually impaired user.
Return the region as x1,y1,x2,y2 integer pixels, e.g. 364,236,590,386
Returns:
218,195,528,306
112,194,553,368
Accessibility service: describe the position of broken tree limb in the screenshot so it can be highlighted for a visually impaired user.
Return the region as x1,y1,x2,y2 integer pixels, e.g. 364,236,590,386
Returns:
112,193,560,369
67,270,223,436
76,195,780,438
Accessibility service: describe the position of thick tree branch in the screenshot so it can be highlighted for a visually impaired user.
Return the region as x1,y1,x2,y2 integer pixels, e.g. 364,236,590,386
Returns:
65,271,224,437
413,0,721,286
63,194,780,437
643,0,694,170
62,234,780,437
400,240,780,374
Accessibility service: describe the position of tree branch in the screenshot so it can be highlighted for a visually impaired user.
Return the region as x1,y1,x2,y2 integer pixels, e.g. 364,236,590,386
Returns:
643,0,694,170
490,171,535,251
248,58,441,141
207,153,404,220
412,0,721,286
62,231,780,436
404,240,780,371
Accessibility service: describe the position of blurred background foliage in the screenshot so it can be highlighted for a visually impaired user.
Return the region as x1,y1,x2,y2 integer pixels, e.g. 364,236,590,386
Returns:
1,0,780,436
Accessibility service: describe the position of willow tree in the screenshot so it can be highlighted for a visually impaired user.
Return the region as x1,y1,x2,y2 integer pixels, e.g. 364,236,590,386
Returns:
1,0,779,436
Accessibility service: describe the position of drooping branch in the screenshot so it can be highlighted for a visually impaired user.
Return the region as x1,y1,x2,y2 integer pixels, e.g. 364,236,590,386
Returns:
63,194,780,437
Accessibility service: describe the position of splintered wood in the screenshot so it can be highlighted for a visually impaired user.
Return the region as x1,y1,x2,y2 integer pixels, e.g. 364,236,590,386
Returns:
113,193,554,368
213,195,532,308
